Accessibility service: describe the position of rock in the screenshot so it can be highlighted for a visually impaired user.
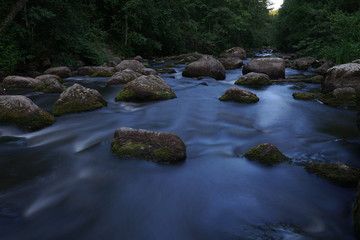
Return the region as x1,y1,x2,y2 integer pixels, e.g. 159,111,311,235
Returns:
77,66,115,77
164,52,205,63
292,92,324,101
218,57,243,70
235,72,271,85
219,87,259,103
352,59,360,64
219,47,246,59
303,75,324,84
243,58,285,80
53,83,107,116
182,56,226,80
292,57,317,70
140,68,157,75
322,87,357,109
111,127,186,164
107,69,142,85
44,66,72,78
244,143,291,166
115,75,176,102
322,63,360,93
305,162,360,187
2,76,40,89
158,68,177,74
353,183,360,238
316,60,334,75
115,60,145,72
0,95,55,131
133,55,144,61
34,75,65,93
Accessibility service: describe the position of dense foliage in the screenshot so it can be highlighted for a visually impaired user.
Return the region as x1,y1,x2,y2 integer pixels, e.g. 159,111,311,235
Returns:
276,0,360,63
0,0,273,74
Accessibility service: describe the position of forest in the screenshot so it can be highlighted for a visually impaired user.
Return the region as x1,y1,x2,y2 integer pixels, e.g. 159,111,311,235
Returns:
0,0,359,75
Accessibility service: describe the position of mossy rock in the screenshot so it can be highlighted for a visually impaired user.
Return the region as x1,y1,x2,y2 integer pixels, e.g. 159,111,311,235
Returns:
219,87,259,103
321,87,357,109
2,76,40,89
107,69,142,85
34,77,66,93
111,127,186,164
0,95,55,131
53,83,107,116
305,163,360,187
115,75,176,102
292,92,324,101
244,143,291,166
235,72,271,85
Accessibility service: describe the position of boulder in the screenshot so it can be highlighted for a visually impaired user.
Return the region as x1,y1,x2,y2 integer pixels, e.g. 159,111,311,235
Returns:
235,72,271,85
34,75,65,93
77,66,115,77
2,76,40,89
244,143,291,166
107,69,142,85
219,47,246,59
316,60,334,75
0,95,55,131
182,56,226,80
243,58,285,79
353,59,360,64
115,75,176,102
322,63,360,93
44,66,72,78
115,60,145,72
111,127,186,164
292,57,317,70
305,162,360,187
53,83,107,116
218,57,243,70
133,55,144,61
322,87,357,109
219,87,259,103
140,68,157,75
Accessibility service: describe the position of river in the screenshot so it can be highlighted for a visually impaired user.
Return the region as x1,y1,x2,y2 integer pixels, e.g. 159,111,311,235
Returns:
0,60,359,240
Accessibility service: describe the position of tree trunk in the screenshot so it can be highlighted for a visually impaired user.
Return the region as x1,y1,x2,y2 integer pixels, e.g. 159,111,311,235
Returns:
0,0,30,33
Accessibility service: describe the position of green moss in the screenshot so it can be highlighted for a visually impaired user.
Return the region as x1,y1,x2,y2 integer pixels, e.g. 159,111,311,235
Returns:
111,140,148,158
0,110,55,131
219,94,259,103
153,147,174,162
305,163,360,187
292,92,324,101
244,144,291,166
115,89,136,102
90,71,114,77
53,98,107,116
321,92,357,109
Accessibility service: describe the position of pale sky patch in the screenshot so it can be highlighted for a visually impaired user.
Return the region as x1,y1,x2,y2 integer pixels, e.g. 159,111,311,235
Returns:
271,0,284,10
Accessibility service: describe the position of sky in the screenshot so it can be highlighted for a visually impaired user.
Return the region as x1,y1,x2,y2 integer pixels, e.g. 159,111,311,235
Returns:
271,0,284,10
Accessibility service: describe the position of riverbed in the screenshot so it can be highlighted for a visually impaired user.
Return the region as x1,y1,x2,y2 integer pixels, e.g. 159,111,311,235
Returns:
0,61,359,240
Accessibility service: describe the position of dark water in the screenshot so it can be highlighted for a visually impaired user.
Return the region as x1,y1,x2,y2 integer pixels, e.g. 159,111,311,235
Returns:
0,61,359,240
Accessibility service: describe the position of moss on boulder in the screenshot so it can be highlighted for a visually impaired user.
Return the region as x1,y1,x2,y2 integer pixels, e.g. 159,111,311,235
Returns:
305,163,360,187
244,143,291,166
34,75,65,93
111,127,186,164
219,87,259,103
0,95,55,131
322,87,357,109
292,92,324,101
235,72,271,85
53,83,107,116
115,75,176,102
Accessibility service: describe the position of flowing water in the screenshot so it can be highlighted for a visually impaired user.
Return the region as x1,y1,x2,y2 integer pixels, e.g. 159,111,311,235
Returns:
0,60,359,240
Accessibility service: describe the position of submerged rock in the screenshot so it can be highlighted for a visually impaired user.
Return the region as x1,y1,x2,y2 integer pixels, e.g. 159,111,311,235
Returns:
322,63,360,93
235,72,271,85
218,57,243,70
34,74,65,93
292,92,324,101
77,66,115,77
219,87,259,103
305,163,360,187
243,58,285,79
44,66,72,78
0,95,55,131
219,47,246,59
115,75,176,102
244,143,291,166
107,69,142,85
182,56,226,80
111,127,186,164
2,76,40,89
53,83,107,116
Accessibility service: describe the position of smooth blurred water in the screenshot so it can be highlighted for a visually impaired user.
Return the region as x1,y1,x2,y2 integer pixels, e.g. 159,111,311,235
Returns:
0,62,359,240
